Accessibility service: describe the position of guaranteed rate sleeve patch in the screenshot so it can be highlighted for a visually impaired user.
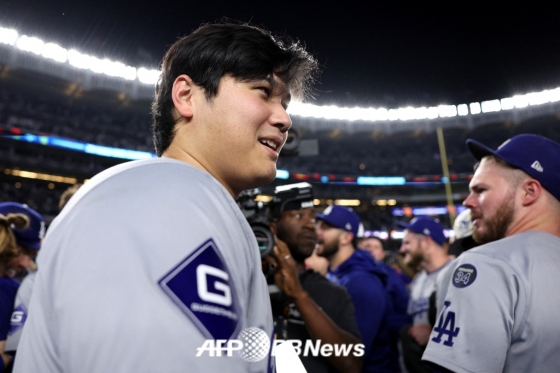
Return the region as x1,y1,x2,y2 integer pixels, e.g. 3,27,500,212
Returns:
8,304,28,335
452,264,477,288
159,238,241,340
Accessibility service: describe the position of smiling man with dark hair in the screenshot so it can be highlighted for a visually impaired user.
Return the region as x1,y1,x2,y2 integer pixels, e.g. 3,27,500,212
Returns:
14,23,318,373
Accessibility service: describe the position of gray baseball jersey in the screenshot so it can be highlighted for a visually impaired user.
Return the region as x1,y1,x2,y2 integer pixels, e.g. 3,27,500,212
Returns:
14,158,274,373
408,262,451,326
5,270,36,352
423,231,560,372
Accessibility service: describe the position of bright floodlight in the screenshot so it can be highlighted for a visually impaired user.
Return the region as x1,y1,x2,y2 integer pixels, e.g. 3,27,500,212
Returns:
386,106,431,121
427,106,439,119
513,95,528,108
481,99,501,113
138,68,160,84
289,102,395,122
438,105,457,118
16,35,45,55
98,58,136,80
68,50,136,80
550,88,560,102
398,107,422,121
0,27,18,45
388,109,399,121
42,43,67,63
527,90,550,106
469,102,481,115
500,97,515,110
68,49,94,70
5,22,560,123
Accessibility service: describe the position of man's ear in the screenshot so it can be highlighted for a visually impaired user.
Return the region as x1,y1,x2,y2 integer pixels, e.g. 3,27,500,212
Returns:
420,236,431,251
520,179,542,206
171,74,195,120
340,231,353,246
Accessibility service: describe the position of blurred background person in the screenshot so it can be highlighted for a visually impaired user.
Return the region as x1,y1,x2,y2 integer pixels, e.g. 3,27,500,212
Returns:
357,234,411,372
398,217,451,373
448,209,478,258
0,205,39,371
57,184,83,211
0,204,44,282
359,236,386,262
267,183,363,373
316,204,395,373
5,185,78,367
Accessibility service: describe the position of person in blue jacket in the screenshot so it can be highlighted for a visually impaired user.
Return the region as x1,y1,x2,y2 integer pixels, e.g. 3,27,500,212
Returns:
360,244,411,372
316,205,397,373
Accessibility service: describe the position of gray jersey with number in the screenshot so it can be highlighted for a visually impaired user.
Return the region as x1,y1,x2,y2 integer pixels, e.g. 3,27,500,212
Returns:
14,158,274,373
423,231,560,373
5,270,36,352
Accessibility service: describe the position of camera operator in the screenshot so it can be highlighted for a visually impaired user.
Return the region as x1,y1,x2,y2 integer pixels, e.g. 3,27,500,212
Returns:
265,183,363,373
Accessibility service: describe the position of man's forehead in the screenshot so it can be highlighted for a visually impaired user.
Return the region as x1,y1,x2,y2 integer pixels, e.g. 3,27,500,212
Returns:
403,230,420,240
283,207,315,216
470,159,506,186
364,237,382,246
316,220,336,229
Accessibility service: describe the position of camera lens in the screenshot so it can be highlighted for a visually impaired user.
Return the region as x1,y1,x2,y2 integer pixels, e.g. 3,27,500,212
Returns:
251,224,275,259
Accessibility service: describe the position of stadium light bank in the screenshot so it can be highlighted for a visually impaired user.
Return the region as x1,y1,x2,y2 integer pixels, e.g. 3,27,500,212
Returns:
1,25,560,123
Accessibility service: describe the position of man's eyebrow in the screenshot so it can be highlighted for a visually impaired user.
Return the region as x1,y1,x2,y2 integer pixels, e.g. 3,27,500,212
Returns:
284,93,292,106
267,75,290,92
265,75,275,86
262,75,291,107
469,181,485,191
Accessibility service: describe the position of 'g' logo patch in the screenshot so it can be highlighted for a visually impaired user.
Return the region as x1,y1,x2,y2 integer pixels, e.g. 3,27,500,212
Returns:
452,264,477,288
159,238,241,340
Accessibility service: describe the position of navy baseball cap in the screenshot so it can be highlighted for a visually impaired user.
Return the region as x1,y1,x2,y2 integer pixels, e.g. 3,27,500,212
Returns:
316,205,360,237
0,202,45,251
398,217,446,246
466,134,560,201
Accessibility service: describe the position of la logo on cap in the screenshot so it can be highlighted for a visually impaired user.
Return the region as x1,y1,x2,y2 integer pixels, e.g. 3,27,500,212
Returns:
345,223,352,231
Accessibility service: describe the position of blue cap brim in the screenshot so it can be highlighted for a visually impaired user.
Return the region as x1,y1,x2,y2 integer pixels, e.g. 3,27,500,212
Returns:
466,139,497,161
316,213,334,226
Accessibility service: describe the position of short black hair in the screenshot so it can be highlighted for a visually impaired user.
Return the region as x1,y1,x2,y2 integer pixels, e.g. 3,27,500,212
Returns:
362,236,386,251
152,22,319,156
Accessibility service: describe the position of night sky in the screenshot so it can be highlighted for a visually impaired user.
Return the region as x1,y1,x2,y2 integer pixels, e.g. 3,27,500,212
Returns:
1,1,559,108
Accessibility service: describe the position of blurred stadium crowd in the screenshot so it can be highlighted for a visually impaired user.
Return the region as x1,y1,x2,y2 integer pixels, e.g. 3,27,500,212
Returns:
1,72,560,235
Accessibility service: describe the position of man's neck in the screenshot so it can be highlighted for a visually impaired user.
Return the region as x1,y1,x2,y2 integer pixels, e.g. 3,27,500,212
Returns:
423,254,451,273
506,207,560,239
328,245,354,271
162,148,238,198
